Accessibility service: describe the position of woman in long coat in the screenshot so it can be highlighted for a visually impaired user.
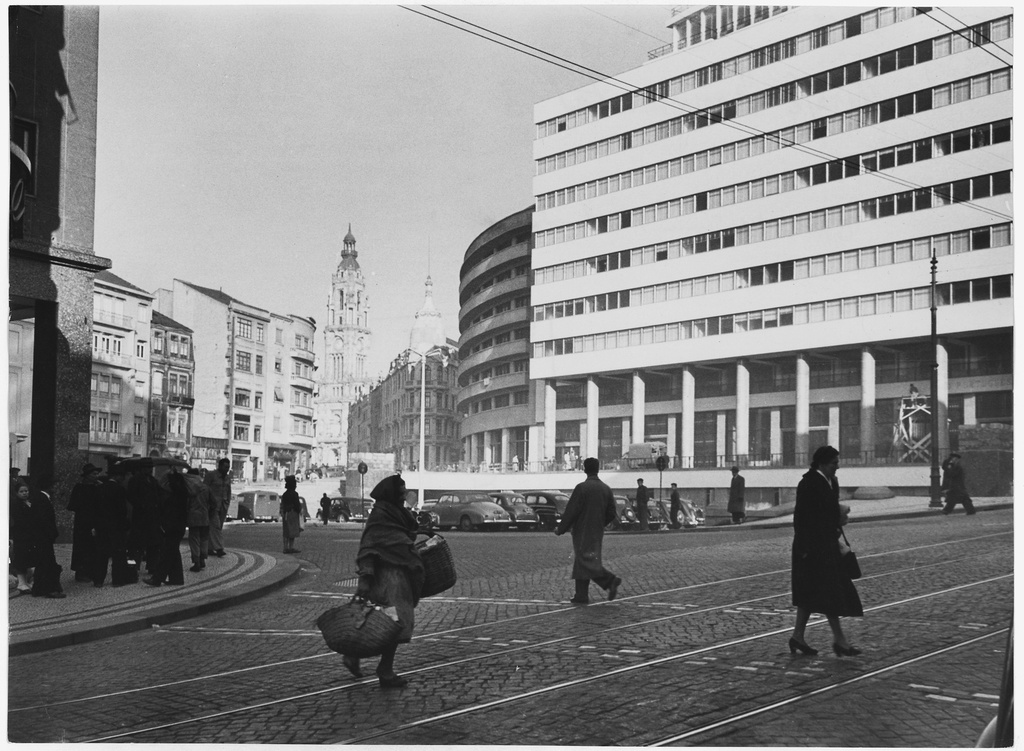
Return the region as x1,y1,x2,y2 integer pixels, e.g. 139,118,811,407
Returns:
347,475,425,688
280,476,303,554
10,481,65,598
790,445,862,656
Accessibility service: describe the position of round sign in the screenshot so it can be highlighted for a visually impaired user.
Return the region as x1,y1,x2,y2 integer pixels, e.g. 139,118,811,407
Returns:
655,455,669,472
357,462,368,475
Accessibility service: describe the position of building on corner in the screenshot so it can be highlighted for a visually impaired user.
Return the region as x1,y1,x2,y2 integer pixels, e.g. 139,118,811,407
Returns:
148,310,195,461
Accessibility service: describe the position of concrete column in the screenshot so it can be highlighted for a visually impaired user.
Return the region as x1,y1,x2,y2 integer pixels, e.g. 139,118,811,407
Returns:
735,360,749,462
963,395,977,425
485,430,495,467
469,433,479,466
586,376,600,458
681,366,695,468
666,415,677,462
936,342,949,456
828,404,840,448
621,419,631,457
578,420,588,462
716,412,728,467
795,354,810,461
544,380,557,464
501,428,509,469
527,424,544,469
632,371,645,444
770,408,782,463
860,347,876,463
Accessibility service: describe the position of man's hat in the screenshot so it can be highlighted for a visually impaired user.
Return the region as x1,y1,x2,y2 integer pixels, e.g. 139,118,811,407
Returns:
82,463,101,475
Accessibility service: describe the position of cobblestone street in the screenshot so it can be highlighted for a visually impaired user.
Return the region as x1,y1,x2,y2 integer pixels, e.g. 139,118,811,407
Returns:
9,510,1012,746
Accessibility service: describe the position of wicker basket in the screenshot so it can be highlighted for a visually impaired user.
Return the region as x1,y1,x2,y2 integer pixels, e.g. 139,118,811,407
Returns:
415,532,457,597
316,597,402,658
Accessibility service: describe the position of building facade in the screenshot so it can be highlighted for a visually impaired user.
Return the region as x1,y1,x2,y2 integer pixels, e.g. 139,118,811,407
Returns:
148,310,195,461
349,278,461,471
315,225,374,469
529,6,1012,478
457,207,535,470
84,271,153,466
9,5,111,500
157,280,316,480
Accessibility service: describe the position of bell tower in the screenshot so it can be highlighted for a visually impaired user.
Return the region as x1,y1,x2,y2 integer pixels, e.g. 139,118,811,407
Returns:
315,224,373,468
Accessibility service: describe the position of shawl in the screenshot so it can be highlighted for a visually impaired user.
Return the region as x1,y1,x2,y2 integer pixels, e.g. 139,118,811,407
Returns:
355,499,425,600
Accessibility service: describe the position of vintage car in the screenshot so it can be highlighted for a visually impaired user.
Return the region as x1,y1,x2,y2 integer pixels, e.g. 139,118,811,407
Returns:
522,490,570,531
229,490,281,522
607,495,640,530
487,492,540,530
621,494,671,530
430,492,512,531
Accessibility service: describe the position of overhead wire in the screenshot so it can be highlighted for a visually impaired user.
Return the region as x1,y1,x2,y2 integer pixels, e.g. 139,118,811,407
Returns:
403,5,1013,224
919,7,1014,66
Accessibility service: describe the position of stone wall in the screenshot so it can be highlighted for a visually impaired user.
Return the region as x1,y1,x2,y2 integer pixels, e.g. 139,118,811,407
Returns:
957,423,1013,497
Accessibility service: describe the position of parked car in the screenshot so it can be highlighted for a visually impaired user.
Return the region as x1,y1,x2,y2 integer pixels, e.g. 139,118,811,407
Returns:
522,490,570,531
229,490,281,522
344,497,376,522
607,496,640,530
487,492,540,530
630,495,670,530
431,492,512,531
314,495,354,522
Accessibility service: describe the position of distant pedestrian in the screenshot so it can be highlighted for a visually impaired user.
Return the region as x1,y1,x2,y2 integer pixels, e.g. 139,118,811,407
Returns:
184,470,213,573
145,471,188,586
67,463,102,582
281,476,303,554
728,466,746,524
555,457,621,604
635,478,650,531
205,458,232,557
789,446,862,657
511,454,520,472
319,493,332,525
669,482,682,529
941,453,976,515
347,474,426,688
9,480,65,598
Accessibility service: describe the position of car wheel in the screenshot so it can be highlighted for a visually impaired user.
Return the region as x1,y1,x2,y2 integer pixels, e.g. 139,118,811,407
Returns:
459,516,474,532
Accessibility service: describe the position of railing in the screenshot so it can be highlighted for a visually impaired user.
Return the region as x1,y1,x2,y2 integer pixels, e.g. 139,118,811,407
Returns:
94,310,133,329
92,350,132,368
167,394,195,406
89,430,133,447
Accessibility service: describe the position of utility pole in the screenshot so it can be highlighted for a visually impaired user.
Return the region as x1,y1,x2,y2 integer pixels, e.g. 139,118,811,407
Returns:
928,251,943,508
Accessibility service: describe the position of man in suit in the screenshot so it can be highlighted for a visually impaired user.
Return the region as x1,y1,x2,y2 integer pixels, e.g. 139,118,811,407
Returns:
635,478,650,531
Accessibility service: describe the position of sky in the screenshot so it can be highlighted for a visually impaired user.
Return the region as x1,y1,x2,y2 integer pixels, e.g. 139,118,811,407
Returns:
93,4,676,379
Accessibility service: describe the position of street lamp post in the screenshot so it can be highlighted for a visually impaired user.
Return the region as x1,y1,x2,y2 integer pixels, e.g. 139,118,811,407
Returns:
928,250,943,508
411,345,448,508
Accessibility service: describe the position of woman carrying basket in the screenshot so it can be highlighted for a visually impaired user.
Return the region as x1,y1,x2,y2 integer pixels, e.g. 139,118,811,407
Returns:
347,474,425,688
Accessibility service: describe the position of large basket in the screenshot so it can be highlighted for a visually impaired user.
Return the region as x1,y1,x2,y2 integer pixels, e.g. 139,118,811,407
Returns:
415,532,457,598
316,597,402,658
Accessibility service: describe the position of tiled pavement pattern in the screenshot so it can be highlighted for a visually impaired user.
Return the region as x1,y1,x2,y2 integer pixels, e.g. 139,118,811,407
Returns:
7,498,1011,746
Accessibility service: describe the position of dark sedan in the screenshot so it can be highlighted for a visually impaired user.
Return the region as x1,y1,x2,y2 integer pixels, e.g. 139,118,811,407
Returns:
487,492,540,530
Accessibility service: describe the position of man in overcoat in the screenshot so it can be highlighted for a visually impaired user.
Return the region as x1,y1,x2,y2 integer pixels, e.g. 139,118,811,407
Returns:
941,453,976,515
555,458,622,604
728,466,746,524
205,458,232,557
635,478,650,531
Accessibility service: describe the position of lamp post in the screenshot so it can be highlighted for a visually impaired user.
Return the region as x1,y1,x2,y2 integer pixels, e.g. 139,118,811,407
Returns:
410,345,448,508
928,250,943,508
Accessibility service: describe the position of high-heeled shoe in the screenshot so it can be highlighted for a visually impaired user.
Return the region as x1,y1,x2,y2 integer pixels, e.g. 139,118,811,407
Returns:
833,643,861,657
788,637,818,655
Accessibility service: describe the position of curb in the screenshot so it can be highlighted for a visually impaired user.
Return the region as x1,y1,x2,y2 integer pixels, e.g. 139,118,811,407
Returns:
9,556,304,657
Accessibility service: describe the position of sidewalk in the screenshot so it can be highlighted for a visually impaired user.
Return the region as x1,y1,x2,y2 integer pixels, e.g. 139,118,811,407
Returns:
7,498,1011,655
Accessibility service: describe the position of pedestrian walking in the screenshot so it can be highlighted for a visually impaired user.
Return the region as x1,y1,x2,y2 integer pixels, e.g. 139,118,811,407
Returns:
281,476,303,554
789,445,862,657
346,474,426,688
92,474,136,587
555,457,622,604
728,466,746,524
319,493,332,525
184,470,213,573
669,482,682,529
144,471,187,586
67,463,102,582
9,480,65,598
635,478,650,531
941,453,976,515
205,458,232,557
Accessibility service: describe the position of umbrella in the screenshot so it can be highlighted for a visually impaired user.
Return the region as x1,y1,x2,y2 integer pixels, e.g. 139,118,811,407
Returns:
109,456,190,474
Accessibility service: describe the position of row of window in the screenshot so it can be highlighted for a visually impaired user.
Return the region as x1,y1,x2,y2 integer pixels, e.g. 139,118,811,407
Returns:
236,350,297,375
535,15,1012,175
668,5,785,52
536,68,1012,211
468,295,530,327
91,372,122,398
467,263,530,300
537,119,1009,240
153,371,191,399
532,224,1011,323
534,171,1012,275
232,417,312,442
468,327,529,356
537,5,812,137
533,276,1012,359
152,331,192,358
469,390,530,415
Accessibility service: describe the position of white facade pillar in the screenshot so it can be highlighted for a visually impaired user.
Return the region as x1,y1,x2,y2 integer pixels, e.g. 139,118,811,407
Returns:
795,354,810,461
936,342,949,456
963,395,977,425
666,415,677,463
735,360,749,461
860,347,876,462
681,366,695,468
469,433,479,467
828,404,840,448
527,424,544,469
770,408,782,462
621,419,631,455
632,371,645,444
500,428,510,469
716,412,728,467
586,376,600,458
544,380,557,464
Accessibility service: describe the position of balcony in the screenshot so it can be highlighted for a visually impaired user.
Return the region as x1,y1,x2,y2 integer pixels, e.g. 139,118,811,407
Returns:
93,350,133,368
167,393,196,407
289,403,314,418
94,309,133,329
290,345,315,361
90,430,133,447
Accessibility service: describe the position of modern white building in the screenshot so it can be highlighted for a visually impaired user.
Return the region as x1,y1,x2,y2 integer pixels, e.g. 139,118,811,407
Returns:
529,6,1012,489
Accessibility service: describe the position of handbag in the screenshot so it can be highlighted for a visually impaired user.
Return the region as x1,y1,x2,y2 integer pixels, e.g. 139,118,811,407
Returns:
415,532,457,597
840,529,862,580
316,596,402,658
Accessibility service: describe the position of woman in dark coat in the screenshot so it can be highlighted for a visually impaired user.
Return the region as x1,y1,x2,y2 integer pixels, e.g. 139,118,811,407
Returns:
10,481,65,598
144,472,187,586
789,445,862,656
280,476,303,554
347,474,425,688
67,463,102,582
